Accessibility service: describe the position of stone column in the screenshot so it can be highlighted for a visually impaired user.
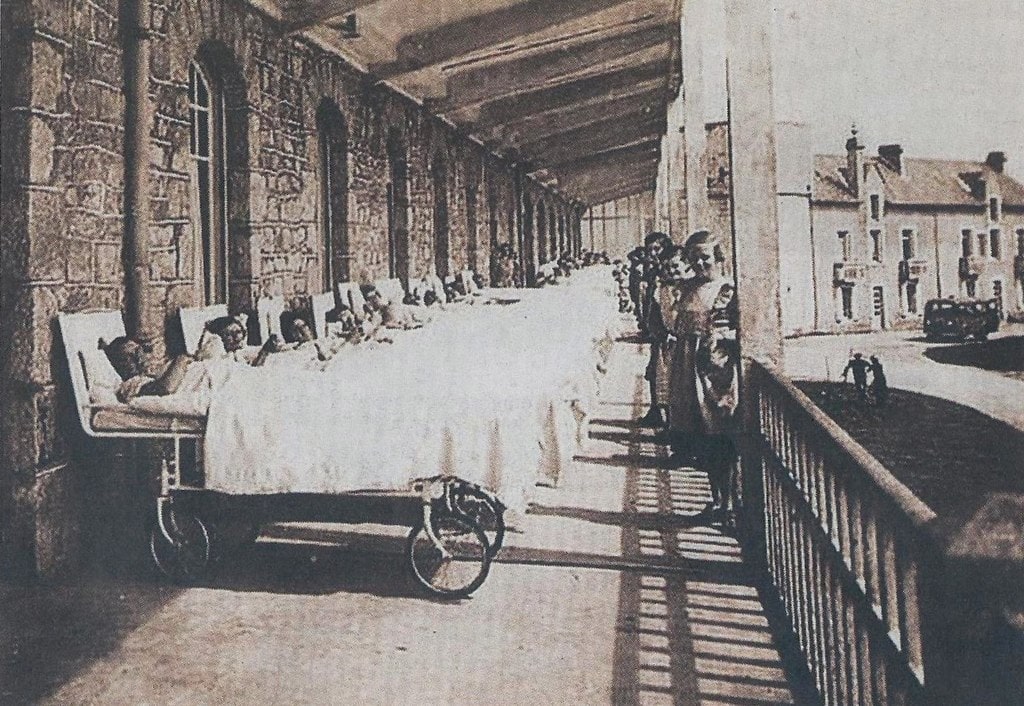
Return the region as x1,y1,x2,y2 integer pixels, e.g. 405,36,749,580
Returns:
725,0,782,366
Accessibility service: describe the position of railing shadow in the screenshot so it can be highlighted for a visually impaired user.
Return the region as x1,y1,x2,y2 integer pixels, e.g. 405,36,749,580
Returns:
595,377,816,706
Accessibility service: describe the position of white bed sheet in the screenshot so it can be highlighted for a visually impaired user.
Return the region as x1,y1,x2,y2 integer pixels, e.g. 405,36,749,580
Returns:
203,268,621,513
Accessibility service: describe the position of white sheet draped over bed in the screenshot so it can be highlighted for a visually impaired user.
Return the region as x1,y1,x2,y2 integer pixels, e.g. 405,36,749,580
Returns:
203,267,622,513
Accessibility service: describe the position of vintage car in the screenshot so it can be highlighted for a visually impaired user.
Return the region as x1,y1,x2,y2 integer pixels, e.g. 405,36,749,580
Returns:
923,297,1000,341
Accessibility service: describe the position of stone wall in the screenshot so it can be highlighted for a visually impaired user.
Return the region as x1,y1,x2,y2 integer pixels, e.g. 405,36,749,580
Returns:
1,0,127,577
0,0,582,578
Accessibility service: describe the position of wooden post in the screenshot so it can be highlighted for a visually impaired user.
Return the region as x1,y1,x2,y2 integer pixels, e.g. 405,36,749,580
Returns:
725,0,782,367
723,0,782,580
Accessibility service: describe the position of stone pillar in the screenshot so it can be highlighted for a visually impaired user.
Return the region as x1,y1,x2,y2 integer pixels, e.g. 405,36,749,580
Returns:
725,0,782,366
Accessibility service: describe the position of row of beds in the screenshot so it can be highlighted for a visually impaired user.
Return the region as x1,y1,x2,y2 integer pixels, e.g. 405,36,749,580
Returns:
61,269,504,598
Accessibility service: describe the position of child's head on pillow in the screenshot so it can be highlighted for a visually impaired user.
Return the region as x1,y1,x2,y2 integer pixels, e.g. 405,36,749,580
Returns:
102,336,145,380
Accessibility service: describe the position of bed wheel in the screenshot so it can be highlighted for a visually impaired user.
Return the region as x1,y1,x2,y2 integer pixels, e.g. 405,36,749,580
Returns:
450,484,506,557
407,514,491,598
149,509,211,584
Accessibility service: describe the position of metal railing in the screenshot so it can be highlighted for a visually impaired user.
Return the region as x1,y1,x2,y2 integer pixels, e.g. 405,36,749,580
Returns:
742,360,947,705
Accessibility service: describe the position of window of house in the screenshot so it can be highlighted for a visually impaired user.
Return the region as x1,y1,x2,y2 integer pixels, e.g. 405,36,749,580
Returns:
976,230,988,258
870,229,882,262
904,281,918,314
841,286,854,320
869,194,882,221
990,229,1001,260
838,230,851,261
1018,229,1024,257
993,280,1003,313
901,228,915,260
966,279,977,298
989,196,1001,222
317,101,349,286
189,60,228,305
962,229,973,258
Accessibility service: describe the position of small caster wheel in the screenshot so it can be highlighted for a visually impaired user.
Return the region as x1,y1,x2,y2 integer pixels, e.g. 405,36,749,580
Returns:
407,514,491,598
450,484,506,557
149,509,211,584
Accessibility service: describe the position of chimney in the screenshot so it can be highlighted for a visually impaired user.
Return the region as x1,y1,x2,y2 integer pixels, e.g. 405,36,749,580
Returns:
878,144,904,175
986,151,1007,173
845,126,864,197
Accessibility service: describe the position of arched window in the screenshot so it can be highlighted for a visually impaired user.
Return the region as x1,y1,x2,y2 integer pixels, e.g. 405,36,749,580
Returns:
561,206,569,256
465,165,479,272
387,130,410,284
317,101,349,285
548,206,557,260
523,194,535,284
536,201,547,265
432,155,450,278
189,59,228,304
487,180,500,284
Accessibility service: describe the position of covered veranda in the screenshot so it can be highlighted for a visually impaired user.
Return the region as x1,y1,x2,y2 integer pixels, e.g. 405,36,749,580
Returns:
2,0,1021,704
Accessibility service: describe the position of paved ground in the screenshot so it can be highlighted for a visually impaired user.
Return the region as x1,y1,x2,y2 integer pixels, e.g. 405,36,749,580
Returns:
1,337,813,706
784,323,1024,431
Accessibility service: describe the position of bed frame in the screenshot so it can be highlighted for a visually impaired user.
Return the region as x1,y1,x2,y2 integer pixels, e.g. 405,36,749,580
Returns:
58,308,506,598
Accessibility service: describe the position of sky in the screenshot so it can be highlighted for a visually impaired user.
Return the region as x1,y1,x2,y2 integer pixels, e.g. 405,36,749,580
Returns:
770,0,1024,179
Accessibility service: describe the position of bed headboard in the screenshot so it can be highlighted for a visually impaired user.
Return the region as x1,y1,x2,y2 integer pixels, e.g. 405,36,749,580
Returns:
336,282,367,315
310,291,335,339
58,310,126,435
179,304,228,354
375,278,406,305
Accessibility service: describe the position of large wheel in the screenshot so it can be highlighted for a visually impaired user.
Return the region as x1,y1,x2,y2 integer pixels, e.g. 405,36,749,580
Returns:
407,514,491,598
149,509,211,584
450,484,506,557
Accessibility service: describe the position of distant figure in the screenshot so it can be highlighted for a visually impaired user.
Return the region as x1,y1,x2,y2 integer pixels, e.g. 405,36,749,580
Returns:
869,355,888,405
842,352,871,400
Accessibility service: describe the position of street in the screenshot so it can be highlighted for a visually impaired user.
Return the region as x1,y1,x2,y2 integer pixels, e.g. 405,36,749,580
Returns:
784,323,1024,432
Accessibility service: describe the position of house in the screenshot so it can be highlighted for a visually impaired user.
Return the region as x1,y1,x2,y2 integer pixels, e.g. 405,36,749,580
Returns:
782,129,1024,335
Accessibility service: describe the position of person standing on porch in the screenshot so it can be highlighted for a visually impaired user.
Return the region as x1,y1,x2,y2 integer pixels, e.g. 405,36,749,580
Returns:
644,244,686,432
663,230,740,518
637,232,674,427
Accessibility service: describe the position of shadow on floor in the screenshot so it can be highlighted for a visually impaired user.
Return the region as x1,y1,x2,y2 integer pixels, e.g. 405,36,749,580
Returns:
574,453,673,470
606,375,818,706
796,380,1024,519
923,335,1024,376
0,569,184,704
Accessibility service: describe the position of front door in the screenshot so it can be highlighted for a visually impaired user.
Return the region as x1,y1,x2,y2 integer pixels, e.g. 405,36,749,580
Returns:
872,286,886,330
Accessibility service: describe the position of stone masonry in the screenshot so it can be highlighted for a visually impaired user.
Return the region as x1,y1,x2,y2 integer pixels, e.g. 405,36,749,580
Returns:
0,0,582,578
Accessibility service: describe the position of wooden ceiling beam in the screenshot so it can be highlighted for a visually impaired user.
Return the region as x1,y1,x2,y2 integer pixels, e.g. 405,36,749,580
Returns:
486,86,664,148
282,0,381,34
519,111,663,163
557,157,659,196
434,20,670,109
370,0,650,78
543,137,662,172
540,142,661,186
445,59,668,130
576,178,655,207
430,43,669,114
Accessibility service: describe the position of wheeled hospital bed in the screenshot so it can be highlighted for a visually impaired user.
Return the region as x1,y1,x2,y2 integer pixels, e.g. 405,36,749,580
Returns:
59,309,506,598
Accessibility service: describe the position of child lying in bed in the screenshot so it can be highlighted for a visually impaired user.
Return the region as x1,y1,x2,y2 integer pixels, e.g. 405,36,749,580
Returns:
102,316,278,403
362,285,423,331
102,338,194,403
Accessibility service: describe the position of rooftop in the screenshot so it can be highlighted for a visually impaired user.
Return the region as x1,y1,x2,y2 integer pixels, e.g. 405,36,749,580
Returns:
813,153,1024,206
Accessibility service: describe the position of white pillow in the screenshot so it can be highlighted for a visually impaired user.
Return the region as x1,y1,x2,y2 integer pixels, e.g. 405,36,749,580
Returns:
79,346,123,391
89,385,119,406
